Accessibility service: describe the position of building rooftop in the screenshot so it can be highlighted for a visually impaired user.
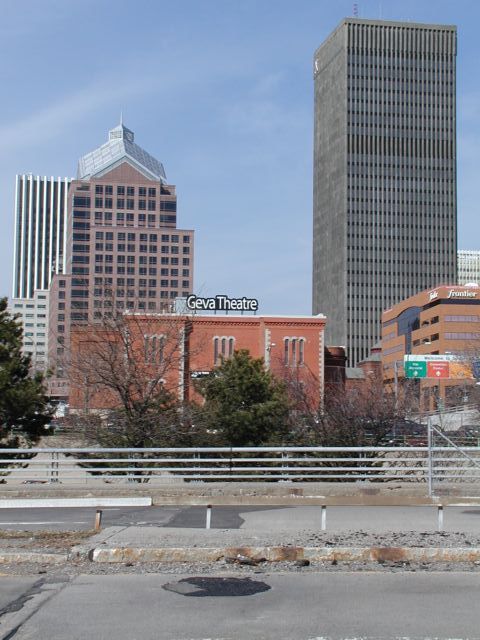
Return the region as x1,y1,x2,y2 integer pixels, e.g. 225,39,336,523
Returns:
77,121,167,182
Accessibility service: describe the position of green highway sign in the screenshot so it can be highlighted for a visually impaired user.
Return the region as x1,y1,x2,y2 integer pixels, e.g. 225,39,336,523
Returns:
404,360,427,378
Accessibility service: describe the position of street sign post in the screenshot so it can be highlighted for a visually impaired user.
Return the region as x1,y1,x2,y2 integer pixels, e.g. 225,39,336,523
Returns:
403,354,473,379
404,360,427,378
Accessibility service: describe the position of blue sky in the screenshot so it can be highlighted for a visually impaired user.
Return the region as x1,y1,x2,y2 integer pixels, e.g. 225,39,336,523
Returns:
1,0,478,314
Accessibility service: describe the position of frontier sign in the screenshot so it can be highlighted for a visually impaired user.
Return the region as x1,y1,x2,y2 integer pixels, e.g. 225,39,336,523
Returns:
186,295,259,312
404,354,473,380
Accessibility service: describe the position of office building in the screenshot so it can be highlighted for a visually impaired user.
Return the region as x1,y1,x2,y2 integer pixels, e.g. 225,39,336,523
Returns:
382,284,480,410
10,175,71,371
48,122,194,397
458,250,480,285
313,18,458,365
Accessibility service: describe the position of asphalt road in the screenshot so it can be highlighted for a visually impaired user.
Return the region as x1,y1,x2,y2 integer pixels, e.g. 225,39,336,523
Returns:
1,572,479,639
1,505,480,532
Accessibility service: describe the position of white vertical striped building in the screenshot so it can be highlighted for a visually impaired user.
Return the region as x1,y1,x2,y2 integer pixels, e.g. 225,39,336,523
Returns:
313,19,458,365
10,174,71,371
12,174,71,298
458,250,480,285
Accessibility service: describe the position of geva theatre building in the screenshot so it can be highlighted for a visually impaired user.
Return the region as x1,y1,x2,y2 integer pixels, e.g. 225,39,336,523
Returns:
382,284,480,410
68,295,332,412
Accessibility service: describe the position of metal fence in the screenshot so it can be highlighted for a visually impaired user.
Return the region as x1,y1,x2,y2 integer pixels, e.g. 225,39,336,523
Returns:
1,442,480,495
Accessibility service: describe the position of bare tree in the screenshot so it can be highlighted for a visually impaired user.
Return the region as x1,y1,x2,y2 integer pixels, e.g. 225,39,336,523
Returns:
60,293,210,448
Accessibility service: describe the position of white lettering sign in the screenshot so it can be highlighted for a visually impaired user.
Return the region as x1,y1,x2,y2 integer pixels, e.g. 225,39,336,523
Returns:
429,290,439,301
186,295,259,312
447,289,477,299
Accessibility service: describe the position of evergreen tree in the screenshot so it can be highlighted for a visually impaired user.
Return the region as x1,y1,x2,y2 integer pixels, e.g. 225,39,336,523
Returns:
0,298,52,443
197,349,290,446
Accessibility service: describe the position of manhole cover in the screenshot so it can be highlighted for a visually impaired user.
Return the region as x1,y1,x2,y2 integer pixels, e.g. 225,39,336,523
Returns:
162,576,271,597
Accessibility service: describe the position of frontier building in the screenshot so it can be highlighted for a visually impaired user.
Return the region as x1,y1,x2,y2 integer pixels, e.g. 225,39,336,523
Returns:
382,284,480,410
313,18,458,365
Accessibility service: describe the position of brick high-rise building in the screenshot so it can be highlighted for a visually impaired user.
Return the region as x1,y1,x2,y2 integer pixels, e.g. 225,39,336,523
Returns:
312,18,458,365
48,122,194,397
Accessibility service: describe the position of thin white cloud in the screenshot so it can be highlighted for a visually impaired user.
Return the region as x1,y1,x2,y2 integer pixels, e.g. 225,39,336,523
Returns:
0,77,154,153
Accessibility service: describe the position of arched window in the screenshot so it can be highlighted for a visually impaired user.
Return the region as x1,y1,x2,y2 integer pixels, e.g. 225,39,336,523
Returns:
213,336,236,365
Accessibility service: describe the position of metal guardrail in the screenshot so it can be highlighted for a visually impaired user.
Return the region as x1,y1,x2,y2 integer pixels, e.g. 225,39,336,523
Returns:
1,446,480,489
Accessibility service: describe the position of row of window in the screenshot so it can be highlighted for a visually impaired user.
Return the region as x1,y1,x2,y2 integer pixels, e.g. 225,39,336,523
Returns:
94,232,189,243
73,210,176,225
95,185,158,197
73,255,190,265
90,270,189,284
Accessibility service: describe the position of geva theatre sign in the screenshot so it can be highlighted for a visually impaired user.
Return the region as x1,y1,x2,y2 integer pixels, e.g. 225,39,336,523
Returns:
186,295,259,312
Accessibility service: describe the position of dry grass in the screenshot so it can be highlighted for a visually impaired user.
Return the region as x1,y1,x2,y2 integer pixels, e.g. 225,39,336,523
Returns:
0,529,95,550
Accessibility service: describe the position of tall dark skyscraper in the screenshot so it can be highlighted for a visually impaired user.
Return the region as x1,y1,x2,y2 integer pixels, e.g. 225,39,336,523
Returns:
312,18,457,365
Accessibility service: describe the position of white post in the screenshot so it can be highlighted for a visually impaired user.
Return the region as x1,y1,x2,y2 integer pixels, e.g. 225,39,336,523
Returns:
321,505,327,531
206,504,212,529
437,505,444,532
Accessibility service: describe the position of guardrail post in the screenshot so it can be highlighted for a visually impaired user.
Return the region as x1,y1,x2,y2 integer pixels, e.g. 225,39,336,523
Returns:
437,505,444,532
49,451,59,484
206,504,212,529
321,505,327,531
281,451,289,481
95,509,103,532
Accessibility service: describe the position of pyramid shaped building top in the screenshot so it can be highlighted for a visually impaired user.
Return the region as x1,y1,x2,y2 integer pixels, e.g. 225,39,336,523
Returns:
77,122,167,182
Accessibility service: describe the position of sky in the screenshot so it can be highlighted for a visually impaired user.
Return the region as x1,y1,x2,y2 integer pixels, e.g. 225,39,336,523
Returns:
0,0,479,315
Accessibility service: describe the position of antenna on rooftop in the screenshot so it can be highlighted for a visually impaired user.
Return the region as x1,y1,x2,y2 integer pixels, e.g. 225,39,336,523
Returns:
353,3,359,17
120,110,123,126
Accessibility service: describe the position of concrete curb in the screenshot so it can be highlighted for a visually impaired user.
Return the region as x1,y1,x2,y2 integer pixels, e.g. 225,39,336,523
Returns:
2,545,480,565
0,497,152,508
89,545,480,564
0,551,68,564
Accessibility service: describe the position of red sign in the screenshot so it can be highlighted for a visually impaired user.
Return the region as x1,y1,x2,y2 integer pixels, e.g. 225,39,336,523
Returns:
427,361,449,378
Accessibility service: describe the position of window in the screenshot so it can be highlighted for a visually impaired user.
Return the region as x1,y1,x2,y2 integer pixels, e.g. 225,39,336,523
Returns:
160,201,176,212
117,186,125,196
445,315,479,323
73,196,90,208
144,335,165,365
284,337,306,367
73,210,90,219
213,336,235,364
127,186,135,196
